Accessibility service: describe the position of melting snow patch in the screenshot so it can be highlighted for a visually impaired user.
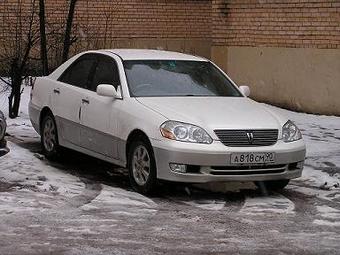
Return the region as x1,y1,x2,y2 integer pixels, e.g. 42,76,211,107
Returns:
183,199,226,210
89,185,157,208
64,228,100,235
313,219,340,227
240,194,295,215
316,205,340,221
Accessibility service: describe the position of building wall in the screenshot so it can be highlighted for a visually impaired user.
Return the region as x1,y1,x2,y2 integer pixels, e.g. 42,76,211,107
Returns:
50,0,211,56
212,0,339,49
0,0,212,65
211,0,340,115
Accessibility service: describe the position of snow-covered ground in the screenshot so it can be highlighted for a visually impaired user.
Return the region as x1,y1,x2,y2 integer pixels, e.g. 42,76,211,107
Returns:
0,84,340,254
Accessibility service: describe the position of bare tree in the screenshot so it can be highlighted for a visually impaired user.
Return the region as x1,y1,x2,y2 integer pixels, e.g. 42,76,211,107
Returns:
62,0,78,63
0,0,39,118
39,0,48,75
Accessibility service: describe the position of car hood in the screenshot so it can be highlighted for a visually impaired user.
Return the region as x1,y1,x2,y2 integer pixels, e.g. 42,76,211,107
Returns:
136,97,287,136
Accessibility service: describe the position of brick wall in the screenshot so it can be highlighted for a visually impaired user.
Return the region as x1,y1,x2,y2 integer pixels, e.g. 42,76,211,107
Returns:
72,0,212,40
2,0,339,53
0,0,212,69
212,0,340,49
0,0,212,45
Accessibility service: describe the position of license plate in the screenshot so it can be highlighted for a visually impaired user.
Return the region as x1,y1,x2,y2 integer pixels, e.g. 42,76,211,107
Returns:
230,152,275,164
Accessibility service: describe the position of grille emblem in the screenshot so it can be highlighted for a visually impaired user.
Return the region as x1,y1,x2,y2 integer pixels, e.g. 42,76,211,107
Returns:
246,131,254,144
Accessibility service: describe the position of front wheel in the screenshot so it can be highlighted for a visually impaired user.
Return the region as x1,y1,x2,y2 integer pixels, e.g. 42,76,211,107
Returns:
128,138,157,195
255,179,290,191
41,113,60,160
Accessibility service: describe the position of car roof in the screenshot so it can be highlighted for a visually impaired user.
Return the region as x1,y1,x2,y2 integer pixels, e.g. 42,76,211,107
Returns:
48,49,208,80
103,49,207,61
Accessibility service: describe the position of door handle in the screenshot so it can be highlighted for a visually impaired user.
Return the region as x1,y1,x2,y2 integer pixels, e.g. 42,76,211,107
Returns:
53,89,60,94
82,98,90,104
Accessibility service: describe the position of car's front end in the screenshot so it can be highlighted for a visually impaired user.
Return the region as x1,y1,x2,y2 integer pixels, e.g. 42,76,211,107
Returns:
134,95,306,184
0,111,8,156
153,125,305,183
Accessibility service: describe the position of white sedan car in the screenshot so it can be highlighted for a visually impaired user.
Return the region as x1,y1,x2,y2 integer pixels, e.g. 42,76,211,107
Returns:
29,49,306,194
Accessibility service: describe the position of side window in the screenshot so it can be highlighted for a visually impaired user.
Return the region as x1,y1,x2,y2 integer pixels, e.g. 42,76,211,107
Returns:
58,55,96,89
90,56,120,92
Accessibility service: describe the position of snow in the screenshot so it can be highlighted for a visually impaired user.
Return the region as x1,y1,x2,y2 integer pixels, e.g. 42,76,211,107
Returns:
0,141,86,197
183,199,226,211
80,185,158,217
313,220,340,227
0,83,38,141
240,193,295,215
317,205,340,220
265,104,340,196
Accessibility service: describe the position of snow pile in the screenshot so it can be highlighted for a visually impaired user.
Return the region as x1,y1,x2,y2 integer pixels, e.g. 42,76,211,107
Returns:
0,141,85,197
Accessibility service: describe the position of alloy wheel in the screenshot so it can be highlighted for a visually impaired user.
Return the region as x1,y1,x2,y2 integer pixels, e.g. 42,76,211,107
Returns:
43,117,57,153
132,145,151,186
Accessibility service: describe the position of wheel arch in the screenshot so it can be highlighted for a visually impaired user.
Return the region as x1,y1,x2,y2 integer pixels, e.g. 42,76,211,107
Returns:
39,106,54,133
125,129,154,166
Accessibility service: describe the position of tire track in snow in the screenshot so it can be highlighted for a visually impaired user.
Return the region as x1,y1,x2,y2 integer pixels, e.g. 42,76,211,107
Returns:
164,189,246,212
66,178,102,208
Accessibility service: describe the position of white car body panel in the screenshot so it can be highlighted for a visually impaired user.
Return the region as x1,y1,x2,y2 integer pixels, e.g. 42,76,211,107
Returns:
136,97,286,139
29,49,306,183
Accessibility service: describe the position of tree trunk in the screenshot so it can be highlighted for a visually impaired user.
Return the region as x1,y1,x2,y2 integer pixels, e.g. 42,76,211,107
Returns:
8,59,22,119
39,0,49,75
62,0,78,63
8,77,22,119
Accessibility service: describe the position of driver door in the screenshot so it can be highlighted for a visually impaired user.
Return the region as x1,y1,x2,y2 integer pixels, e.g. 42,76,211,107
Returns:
79,54,121,159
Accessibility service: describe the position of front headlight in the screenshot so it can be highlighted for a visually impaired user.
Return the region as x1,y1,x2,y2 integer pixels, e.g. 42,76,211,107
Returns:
282,120,302,142
160,121,213,144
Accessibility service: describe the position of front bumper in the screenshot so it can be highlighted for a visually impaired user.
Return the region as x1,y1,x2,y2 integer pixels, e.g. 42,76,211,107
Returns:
152,138,306,183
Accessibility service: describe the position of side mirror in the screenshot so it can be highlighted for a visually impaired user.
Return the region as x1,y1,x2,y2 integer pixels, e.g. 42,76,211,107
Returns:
239,85,250,97
96,84,121,98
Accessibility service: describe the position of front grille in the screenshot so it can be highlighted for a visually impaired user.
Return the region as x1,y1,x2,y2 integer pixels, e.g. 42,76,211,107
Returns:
209,164,287,175
214,129,278,147
210,169,285,176
211,164,286,171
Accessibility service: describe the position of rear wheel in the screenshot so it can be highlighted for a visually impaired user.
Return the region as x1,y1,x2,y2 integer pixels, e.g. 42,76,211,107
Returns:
41,113,60,160
255,179,290,191
128,138,157,195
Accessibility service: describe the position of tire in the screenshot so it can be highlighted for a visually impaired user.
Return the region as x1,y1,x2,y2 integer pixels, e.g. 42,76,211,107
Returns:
128,137,157,195
41,113,60,160
255,179,290,191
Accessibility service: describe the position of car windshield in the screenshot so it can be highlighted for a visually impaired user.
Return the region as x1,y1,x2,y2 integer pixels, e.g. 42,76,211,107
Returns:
123,60,243,97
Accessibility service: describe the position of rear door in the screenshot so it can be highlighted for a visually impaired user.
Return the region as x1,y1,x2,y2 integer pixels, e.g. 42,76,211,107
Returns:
79,53,121,159
54,54,96,146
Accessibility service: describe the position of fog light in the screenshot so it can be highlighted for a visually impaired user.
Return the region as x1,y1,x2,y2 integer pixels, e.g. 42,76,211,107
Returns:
169,163,187,173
